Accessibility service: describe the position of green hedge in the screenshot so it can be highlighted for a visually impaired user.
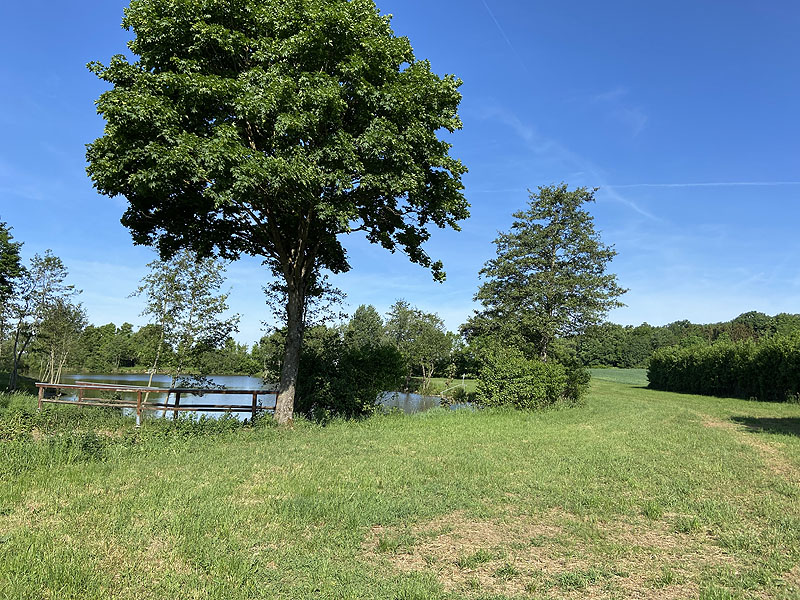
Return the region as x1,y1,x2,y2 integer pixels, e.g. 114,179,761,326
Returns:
648,335,800,402
476,347,589,410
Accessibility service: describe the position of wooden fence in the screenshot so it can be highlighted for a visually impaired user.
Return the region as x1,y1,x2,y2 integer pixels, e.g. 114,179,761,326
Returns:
36,382,277,426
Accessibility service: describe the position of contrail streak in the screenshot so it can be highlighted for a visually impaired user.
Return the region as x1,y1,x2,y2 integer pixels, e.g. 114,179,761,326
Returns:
610,182,800,189
479,0,529,74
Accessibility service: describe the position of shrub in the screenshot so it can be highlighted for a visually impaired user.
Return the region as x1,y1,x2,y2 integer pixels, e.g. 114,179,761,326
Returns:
295,327,405,420
476,346,588,410
648,334,800,402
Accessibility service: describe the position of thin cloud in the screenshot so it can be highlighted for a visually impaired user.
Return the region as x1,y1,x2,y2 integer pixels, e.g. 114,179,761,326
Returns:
480,106,659,221
592,87,649,138
601,186,658,221
611,181,800,189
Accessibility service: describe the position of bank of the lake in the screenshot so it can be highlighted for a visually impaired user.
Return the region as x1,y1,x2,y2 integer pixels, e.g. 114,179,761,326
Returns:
2,374,799,599
56,373,451,417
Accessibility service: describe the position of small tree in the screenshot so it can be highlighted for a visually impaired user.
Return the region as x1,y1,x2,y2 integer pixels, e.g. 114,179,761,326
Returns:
385,300,452,391
133,250,239,387
7,251,77,390
472,184,627,361
32,299,87,384
344,305,386,349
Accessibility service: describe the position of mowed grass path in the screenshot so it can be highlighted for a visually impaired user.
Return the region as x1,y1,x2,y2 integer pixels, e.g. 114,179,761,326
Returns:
1,376,800,599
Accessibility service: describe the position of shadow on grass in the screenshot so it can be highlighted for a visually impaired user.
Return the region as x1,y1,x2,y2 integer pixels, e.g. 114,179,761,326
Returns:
731,417,800,437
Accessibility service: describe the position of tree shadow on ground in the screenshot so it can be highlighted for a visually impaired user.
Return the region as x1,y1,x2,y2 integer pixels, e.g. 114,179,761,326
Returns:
731,417,800,437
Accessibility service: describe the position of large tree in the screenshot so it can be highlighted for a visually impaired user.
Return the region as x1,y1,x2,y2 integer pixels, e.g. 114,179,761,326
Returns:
87,0,468,424
471,184,626,361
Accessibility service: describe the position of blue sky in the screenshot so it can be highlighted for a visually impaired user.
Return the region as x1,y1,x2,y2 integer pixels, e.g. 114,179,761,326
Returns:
1,0,799,344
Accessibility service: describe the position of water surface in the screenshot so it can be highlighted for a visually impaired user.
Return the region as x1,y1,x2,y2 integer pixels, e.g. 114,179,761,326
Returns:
58,374,453,419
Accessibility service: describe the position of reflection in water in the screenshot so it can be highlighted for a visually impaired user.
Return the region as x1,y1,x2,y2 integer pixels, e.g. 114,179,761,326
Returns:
60,373,271,420
59,374,471,419
380,392,442,414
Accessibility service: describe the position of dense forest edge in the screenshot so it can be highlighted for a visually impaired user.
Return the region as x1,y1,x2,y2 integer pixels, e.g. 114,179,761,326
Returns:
4,308,798,378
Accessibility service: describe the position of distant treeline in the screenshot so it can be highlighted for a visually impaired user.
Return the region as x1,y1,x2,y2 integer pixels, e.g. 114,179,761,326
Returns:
569,311,800,368
0,301,462,392
5,309,798,382
0,321,261,380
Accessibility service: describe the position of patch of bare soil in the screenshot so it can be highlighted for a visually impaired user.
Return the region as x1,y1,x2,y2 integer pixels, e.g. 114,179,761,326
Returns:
364,510,744,599
783,565,800,591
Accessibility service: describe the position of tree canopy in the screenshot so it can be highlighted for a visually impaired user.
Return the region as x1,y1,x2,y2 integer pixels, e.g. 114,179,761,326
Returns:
87,0,468,423
386,299,452,389
470,184,626,361
0,219,23,302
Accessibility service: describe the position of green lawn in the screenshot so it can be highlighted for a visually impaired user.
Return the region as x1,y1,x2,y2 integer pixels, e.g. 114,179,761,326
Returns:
1,374,800,599
589,368,649,386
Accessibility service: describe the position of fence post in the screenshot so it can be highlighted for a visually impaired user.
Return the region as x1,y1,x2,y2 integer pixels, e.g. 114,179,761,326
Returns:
136,390,142,427
37,385,44,412
251,392,258,422
173,392,181,420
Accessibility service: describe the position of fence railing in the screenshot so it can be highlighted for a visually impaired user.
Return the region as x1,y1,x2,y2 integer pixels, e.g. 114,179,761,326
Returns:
36,382,277,426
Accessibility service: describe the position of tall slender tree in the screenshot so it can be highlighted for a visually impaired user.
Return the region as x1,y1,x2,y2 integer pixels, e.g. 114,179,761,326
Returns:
133,250,239,388
7,251,77,389
0,219,24,362
471,184,627,361
87,0,468,424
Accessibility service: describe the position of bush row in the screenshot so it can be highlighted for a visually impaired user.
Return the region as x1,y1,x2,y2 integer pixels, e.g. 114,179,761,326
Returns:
647,335,800,402
476,347,589,410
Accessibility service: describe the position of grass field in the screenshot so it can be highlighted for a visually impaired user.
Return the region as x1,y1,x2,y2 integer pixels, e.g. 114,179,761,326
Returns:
589,368,649,386
1,373,800,599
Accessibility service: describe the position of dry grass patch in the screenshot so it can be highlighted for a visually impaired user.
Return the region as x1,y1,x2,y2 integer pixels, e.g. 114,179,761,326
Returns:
364,509,747,599
701,416,799,479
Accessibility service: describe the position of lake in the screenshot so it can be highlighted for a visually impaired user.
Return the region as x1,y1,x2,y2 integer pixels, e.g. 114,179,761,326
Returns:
59,373,449,419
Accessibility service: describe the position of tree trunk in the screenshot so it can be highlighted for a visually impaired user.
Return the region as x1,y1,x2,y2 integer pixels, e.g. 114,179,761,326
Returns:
55,350,68,385
144,327,165,404
275,280,305,425
9,325,31,391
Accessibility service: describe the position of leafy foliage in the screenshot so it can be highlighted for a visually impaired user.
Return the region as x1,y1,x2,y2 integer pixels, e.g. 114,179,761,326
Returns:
574,312,800,368
29,299,87,384
476,345,588,410
0,219,23,302
295,325,404,420
132,250,239,386
344,305,386,349
6,251,78,389
385,300,452,390
87,0,469,423
648,334,800,402
469,184,626,361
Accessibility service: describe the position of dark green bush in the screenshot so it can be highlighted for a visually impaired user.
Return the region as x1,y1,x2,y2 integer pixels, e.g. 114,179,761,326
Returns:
296,327,405,420
475,347,588,410
648,334,800,402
